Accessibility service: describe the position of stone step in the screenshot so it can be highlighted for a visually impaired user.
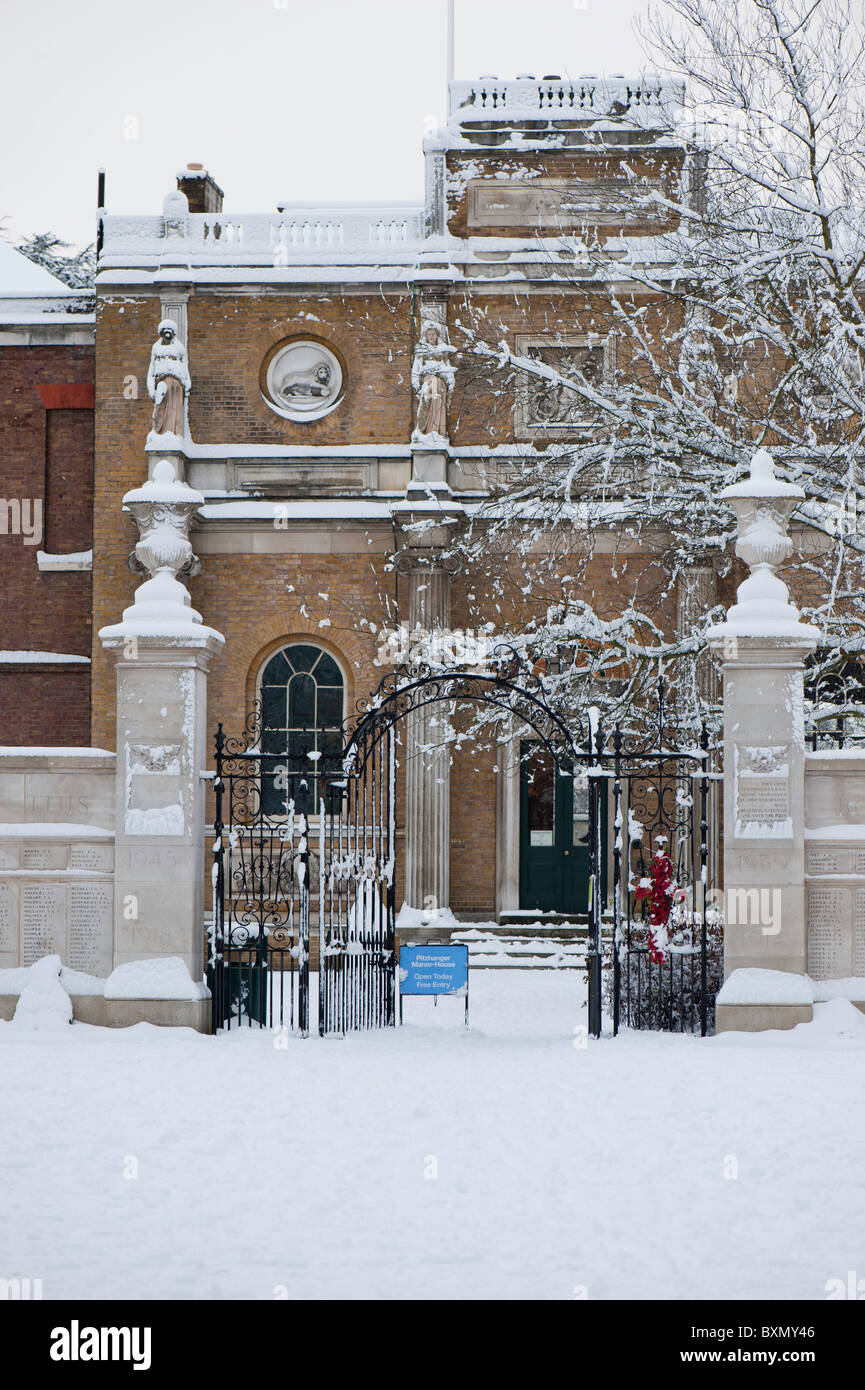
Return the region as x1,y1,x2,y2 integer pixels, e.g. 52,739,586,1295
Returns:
451,929,587,969
474,923,589,941
497,911,589,931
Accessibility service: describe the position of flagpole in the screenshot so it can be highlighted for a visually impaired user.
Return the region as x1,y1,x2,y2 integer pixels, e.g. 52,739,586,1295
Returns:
446,0,455,108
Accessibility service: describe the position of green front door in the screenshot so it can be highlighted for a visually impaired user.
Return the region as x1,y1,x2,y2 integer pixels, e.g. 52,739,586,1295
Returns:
519,742,591,915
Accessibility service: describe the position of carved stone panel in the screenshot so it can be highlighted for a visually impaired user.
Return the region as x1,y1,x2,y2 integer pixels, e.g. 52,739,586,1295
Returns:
466,178,656,230
735,745,791,838
807,885,851,979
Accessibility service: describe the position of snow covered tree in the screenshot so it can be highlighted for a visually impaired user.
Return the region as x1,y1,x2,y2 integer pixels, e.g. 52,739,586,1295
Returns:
443,0,865,741
15,231,95,290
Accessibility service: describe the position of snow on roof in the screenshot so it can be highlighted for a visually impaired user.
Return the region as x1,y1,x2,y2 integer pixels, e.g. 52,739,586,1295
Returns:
0,241,70,294
97,213,677,287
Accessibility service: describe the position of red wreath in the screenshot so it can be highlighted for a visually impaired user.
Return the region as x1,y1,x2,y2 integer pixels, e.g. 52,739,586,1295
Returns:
634,850,678,964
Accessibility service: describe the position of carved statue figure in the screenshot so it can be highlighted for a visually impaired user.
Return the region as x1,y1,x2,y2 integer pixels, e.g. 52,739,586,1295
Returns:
147,320,190,438
411,319,456,442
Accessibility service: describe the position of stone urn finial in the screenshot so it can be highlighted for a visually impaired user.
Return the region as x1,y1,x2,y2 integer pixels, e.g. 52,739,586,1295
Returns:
716,448,816,635
120,458,206,626
126,458,202,580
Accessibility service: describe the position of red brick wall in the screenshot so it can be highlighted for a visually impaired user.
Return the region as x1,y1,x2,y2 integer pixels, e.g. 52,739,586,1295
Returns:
0,345,93,744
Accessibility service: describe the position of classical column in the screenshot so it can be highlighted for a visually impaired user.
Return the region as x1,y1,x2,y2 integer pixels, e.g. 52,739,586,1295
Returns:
494,720,521,918
708,449,820,1029
99,459,223,991
400,556,453,914
396,292,462,920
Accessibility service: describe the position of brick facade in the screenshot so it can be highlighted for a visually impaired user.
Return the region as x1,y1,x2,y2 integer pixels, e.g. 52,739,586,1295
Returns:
89,76,793,920
0,342,94,744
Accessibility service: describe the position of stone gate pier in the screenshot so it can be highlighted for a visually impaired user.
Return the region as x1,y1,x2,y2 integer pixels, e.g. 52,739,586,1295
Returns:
711,450,865,1030
0,459,221,1030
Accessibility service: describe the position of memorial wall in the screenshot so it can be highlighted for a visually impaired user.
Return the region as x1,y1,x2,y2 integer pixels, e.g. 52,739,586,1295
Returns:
0,749,116,976
804,751,865,981
2,744,865,992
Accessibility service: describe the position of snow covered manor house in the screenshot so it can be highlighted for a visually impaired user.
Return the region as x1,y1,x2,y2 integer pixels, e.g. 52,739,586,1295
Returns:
88,74,689,928
3,70,861,1038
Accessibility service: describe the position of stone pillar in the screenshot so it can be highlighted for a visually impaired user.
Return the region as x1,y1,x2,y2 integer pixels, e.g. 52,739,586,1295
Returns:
708,449,820,1030
99,459,223,989
400,556,453,915
494,721,521,918
395,298,462,919
423,142,446,238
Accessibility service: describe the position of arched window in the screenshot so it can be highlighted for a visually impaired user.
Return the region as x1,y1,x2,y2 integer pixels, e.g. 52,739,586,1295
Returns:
260,643,345,815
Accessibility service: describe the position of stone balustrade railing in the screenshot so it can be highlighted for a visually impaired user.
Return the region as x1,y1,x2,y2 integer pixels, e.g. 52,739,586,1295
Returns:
99,205,426,262
448,76,683,121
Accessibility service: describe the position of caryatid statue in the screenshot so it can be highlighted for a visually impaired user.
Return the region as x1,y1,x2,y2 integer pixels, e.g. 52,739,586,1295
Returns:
147,319,190,438
411,318,456,443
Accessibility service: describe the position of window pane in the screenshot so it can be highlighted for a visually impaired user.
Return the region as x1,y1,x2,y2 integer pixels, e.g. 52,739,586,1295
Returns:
286,644,320,673
317,686,343,724
527,749,554,845
288,729,312,764
262,684,285,730
314,652,341,685
289,672,316,726
262,650,290,684
262,726,284,755
261,771,285,816
573,780,589,846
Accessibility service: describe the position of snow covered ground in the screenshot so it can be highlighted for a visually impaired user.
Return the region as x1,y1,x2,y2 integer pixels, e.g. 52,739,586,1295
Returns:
2,969,864,1301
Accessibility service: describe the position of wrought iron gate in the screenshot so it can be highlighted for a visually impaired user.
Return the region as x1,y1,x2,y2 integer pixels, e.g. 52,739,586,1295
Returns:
210,717,311,1033
210,670,719,1039
585,695,721,1038
317,717,396,1035
209,707,396,1035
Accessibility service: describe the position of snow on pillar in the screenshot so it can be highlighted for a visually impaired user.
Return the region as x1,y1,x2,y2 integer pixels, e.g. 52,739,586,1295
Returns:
99,459,223,984
708,449,819,1008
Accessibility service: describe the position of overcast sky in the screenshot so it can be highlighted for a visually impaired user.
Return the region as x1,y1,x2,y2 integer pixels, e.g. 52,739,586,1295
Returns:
0,0,652,251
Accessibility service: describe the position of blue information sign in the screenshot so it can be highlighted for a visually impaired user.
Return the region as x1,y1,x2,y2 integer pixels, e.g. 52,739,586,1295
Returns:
398,944,469,1025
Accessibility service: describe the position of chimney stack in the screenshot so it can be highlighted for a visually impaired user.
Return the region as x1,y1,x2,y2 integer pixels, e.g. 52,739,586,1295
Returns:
176,163,224,214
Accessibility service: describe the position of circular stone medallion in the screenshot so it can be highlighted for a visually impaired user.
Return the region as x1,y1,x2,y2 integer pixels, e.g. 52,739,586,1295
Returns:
263,340,344,421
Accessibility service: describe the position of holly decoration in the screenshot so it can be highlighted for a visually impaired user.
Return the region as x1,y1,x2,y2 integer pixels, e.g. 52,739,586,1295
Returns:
634,849,680,964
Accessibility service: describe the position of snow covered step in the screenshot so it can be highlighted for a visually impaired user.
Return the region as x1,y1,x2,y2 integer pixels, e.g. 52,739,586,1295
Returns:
451,930,587,969
497,912,589,933
458,921,588,940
